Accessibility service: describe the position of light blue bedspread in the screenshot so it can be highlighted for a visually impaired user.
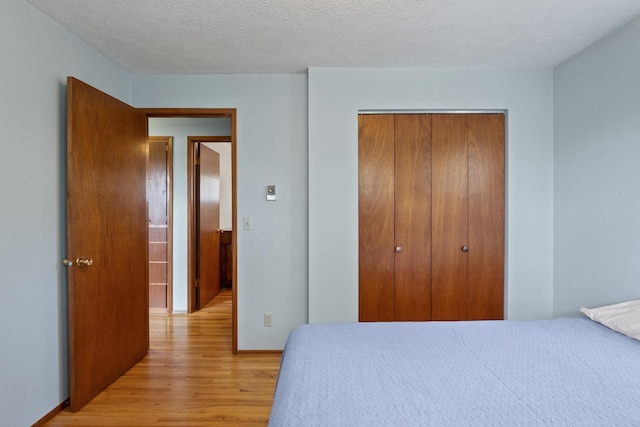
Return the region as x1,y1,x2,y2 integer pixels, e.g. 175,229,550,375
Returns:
269,318,640,426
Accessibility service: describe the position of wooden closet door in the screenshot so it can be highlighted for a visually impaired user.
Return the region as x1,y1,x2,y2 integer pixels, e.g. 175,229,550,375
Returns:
358,114,395,321
359,113,504,322
394,115,432,321
468,114,505,319
431,115,469,320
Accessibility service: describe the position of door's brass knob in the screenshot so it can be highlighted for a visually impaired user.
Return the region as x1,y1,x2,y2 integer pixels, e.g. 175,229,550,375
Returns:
75,257,94,267
395,246,402,253
461,246,469,252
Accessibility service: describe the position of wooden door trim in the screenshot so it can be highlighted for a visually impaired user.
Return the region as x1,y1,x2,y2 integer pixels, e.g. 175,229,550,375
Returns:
148,136,173,314
144,109,237,355
144,108,235,117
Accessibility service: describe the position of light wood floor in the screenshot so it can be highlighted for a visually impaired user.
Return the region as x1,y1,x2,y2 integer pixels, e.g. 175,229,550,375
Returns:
45,289,282,426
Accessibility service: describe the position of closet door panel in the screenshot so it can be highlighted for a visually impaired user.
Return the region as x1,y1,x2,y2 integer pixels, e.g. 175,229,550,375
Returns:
358,114,395,321
431,115,469,320
394,115,432,321
468,114,505,319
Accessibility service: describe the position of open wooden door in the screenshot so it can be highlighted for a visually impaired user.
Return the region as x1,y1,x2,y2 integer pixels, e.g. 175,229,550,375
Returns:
66,77,148,411
196,144,221,308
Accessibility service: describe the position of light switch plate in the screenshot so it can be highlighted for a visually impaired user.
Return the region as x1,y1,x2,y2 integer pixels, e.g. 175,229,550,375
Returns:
267,185,276,201
243,216,252,230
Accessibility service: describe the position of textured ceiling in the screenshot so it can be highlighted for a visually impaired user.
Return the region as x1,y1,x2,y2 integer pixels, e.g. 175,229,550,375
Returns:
24,0,640,74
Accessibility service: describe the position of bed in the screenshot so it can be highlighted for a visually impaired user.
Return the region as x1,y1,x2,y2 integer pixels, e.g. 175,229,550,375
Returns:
269,302,640,426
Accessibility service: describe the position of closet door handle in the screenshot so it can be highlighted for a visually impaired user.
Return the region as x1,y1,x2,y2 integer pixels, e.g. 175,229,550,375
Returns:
461,246,469,252
395,246,403,253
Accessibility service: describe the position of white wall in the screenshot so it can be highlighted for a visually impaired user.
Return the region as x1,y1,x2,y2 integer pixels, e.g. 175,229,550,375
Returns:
308,67,555,324
134,75,309,349
553,17,640,316
148,118,231,312
0,1,131,426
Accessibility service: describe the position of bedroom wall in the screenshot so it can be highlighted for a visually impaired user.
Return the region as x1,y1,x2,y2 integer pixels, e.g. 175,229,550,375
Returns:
133,75,309,349
553,16,640,316
307,67,555,323
0,1,132,426
148,117,232,312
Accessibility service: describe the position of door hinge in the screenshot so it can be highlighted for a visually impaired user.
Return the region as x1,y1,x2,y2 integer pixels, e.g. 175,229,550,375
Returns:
195,279,199,288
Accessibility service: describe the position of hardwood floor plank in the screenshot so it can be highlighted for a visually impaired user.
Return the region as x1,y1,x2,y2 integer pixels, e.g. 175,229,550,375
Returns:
45,290,282,426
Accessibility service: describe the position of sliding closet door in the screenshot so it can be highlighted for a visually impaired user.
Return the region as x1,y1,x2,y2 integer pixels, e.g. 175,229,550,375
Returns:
358,114,395,322
431,115,469,321
468,114,505,319
394,115,432,321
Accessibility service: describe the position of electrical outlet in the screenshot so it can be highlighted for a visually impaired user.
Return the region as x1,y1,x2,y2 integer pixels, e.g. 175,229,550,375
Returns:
264,312,273,327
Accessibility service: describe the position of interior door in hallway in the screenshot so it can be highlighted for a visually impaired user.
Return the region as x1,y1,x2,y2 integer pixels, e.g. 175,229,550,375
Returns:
197,144,221,308
66,77,148,411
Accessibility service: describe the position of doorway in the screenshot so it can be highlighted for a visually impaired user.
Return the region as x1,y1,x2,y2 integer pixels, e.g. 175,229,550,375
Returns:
66,78,240,412
146,111,237,353
188,137,233,311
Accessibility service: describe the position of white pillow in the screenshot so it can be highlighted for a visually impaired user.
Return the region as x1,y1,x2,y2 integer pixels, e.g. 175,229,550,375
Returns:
580,299,640,341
